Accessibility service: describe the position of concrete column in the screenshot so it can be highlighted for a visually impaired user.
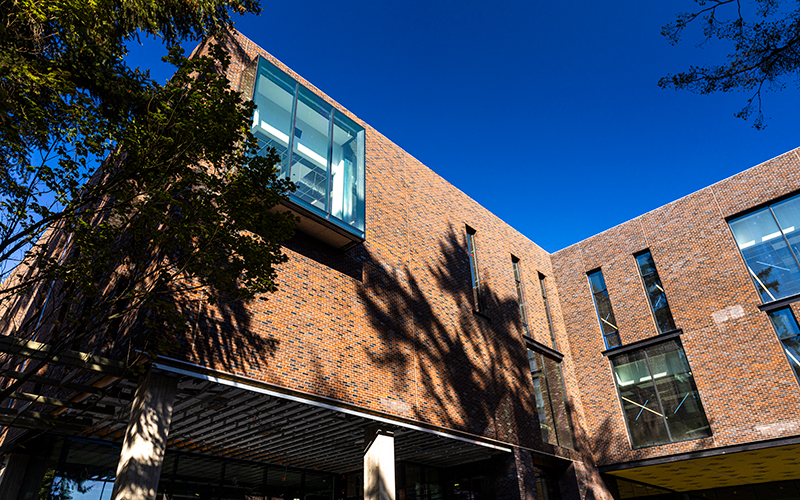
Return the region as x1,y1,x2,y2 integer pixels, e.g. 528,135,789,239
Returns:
110,369,178,500
363,425,395,500
0,454,29,500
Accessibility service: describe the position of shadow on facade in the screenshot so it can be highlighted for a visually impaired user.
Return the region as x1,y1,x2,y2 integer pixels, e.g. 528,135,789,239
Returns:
354,225,542,448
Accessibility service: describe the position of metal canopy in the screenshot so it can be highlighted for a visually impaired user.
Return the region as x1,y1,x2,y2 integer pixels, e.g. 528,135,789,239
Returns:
0,336,506,474
107,375,502,474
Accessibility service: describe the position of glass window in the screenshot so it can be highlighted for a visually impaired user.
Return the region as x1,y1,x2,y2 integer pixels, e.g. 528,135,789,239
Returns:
635,251,677,334
610,339,711,448
729,198,800,302
251,59,297,179
250,57,366,237
331,112,365,230
539,272,557,348
291,86,332,211
767,308,800,382
588,269,621,348
466,226,484,313
512,257,529,336
528,349,576,450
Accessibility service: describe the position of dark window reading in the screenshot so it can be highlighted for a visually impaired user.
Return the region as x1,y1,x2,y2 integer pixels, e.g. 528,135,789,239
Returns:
528,349,575,450
610,339,711,448
729,194,800,303
767,307,800,382
588,269,621,348
466,227,484,313
539,273,557,348
512,257,529,336
635,251,676,334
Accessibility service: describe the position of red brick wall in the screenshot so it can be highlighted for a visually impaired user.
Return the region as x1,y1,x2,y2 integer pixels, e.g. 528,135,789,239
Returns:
551,148,800,465
184,32,590,469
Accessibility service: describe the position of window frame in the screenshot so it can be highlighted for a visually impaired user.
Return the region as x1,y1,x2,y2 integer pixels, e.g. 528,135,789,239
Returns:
727,192,800,305
511,256,529,337
539,272,558,349
587,268,622,349
466,226,485,313
766,306,800,385
634,249,677,335
526,343,576,450
244,55,366,242
603,332,713,449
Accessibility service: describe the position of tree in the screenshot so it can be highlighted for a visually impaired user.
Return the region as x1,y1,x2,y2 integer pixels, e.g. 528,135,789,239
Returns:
660,0,800,129
0,1,296,372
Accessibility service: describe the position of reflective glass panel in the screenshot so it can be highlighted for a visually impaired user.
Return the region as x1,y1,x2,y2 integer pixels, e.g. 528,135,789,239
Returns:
588,269,621,348
611,349,670,448
331,111,365,231
635,251,676,334
782,336,800,380
729,207,800,302
768,307,800,382
249,56,366,238
513,259,529,336
252,58,297,178
291,87,332,210
528,349,576,450
543,355,576,450
772,195,800,261
466,228,484,312
645,340,711,442
769,308,800,339
528,349,556,446
540,273,557,348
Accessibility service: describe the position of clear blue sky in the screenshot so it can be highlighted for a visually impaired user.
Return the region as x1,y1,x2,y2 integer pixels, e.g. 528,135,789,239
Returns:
127,0,799,253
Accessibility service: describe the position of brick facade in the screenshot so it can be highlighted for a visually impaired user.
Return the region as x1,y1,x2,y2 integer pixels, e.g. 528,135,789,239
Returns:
2,28,799,500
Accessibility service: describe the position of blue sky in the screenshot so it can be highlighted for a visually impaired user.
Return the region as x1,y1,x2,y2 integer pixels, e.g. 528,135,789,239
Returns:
128,0,799,253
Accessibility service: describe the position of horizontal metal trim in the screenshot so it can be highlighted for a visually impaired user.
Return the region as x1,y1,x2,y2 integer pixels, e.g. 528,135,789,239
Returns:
599,434,800,473
523,337,564,362
758,292,800,312
601,329,683,358
152,358,513,453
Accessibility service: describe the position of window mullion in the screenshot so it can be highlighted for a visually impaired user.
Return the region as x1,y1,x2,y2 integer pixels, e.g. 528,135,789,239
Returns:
287,82,300,180
642,349,672,442
769,206,800,274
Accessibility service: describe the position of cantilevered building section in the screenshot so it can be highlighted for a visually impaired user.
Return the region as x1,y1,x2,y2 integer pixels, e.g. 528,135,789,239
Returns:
1,31,800,500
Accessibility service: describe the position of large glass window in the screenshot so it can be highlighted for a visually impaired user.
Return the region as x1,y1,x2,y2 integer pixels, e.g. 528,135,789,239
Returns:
767,307,800,382
512,257,529,336
729,195,800,302
610,339,711,448
635,251,676,334
249,57,365,238
588,269,621,348
528,349,576,450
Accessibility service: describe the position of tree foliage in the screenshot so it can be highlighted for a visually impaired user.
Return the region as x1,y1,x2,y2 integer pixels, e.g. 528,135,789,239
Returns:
660,0,800,128
0,0,296,361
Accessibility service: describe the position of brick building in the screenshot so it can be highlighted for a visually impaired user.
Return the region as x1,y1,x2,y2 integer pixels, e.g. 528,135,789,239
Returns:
0,31,799,500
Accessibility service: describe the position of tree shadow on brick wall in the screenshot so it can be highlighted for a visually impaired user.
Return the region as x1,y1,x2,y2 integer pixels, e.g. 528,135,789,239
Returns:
355,224,543,448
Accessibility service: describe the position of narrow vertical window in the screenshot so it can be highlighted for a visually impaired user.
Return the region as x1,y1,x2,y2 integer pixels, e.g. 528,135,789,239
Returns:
512,257,529,336
767,307,800,382
635,251,677,334
588,269,621,348
539,273,557,348
528,349,576,450
466,226,484,313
